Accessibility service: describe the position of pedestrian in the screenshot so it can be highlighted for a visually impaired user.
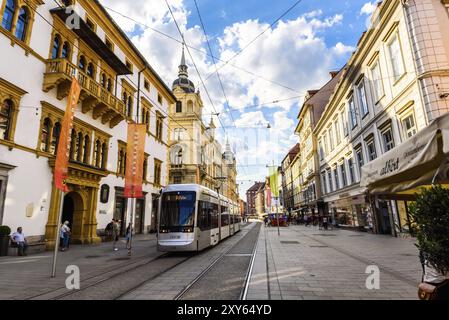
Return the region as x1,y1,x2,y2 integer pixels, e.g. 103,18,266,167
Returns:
60,221,71,251
105,219,114,241
112,219,120,251
125,223,133,249
10,227,28,256
323,216,328,230
264,216,268,227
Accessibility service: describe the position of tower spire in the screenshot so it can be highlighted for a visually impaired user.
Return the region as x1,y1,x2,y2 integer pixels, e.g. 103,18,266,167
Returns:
178,42,188,78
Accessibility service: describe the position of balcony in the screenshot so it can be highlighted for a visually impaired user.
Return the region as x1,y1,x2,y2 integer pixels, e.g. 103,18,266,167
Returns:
43,59,126,128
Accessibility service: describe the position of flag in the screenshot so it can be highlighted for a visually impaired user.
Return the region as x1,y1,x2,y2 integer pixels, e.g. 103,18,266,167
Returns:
124,123,146,198
269,166,279,198
54,77,81,192
266,185,272,208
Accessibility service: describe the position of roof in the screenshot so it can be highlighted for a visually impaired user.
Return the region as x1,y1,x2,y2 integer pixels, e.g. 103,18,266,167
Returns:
247,182,263,192
299,67,345,125
282,143,300,165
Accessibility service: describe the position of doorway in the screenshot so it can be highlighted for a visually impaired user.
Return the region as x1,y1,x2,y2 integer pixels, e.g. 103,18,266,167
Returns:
378,201,392,235
114,196,127,237
61,192,84,243
134,198,145,234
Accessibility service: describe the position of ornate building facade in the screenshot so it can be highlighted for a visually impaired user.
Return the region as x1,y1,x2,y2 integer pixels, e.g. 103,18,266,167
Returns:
168,46,239,204
0,0,176,247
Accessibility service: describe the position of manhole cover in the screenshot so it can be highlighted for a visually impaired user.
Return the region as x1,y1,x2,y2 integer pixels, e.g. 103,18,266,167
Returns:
310,245,328,248
281,241,299,244
85,255,102,258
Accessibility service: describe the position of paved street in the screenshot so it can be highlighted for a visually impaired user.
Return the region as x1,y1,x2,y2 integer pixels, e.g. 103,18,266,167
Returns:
0,222,423,300
246,224,422,300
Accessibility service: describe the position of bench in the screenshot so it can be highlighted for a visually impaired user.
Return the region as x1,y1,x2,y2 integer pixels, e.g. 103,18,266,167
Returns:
8,242,46,256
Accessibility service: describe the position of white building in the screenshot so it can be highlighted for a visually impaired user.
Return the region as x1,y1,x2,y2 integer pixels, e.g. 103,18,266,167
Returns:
0,0,176,247
314,0,449,235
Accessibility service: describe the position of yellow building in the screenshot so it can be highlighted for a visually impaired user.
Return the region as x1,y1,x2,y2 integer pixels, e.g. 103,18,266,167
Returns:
168,46,238,203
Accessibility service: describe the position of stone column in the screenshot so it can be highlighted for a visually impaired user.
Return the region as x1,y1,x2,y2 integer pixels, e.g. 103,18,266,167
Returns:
45,184,63,250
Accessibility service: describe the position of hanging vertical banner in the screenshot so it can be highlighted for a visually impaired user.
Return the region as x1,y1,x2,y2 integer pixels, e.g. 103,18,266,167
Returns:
269,166,279,198
124,123,147,198
54,77,81,192
266,185,272,209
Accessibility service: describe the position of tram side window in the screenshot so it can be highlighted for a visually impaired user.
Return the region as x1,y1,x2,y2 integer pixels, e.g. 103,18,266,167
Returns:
198,201,211,231
211,202,219,229
221,214,229,226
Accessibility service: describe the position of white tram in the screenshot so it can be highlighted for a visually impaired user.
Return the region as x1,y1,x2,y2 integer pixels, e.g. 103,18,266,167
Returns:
157,184,242,252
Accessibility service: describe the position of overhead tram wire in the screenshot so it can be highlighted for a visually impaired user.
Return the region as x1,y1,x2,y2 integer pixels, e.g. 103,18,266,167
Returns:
165,0,227,137
101,4,301,94
200,0,304,86
32,0,198,142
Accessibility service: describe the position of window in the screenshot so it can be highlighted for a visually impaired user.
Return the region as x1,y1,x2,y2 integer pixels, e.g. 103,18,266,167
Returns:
40,118,51,152
328,127,334,151
94,139,102,168
101,142,107,169
52,35,61,59
348,97,357,129
117,143,126,175
75,132,83,162
341,110,349,137
62,42,70,59
381,127,395,152
356,148,364,177
69,129,76,160
335,121,341,145
86,17,95,31
15,7,29,42
340,162,347,187
141,109,150,132
348,158,355,185
318,140,324,161
143,155,148,181
176,101,182,113
388,33,405,81
126,96,133,118
327,170,333,192
101,73,107,88
323,133,328,155
2,0,15,31
402,114,417,139
321,172,327,195
371,61,384,102
0,100,13,140
79,56,86,71
173,175,182,184
366,139,377,161
105,38,114,51
50,122,61,155
144,80,150,91
357,80,369,117
334,168,340,190
154,159,162,186
158,93,163,105
126,60,133,72
83,135,90,163
100,185,110,204
87,62,95,78
107,79,113,92
156,112,163,141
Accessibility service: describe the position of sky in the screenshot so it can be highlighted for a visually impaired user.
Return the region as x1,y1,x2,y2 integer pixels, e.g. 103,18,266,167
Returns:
99,0,381,199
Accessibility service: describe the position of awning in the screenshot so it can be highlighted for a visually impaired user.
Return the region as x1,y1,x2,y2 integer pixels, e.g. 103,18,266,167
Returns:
361,112,449,194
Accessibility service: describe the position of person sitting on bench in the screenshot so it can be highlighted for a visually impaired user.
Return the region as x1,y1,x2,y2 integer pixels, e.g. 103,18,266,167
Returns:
11,227,28,256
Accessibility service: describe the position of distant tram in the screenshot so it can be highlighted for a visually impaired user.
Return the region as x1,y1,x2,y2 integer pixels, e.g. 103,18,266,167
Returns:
157,184,242,252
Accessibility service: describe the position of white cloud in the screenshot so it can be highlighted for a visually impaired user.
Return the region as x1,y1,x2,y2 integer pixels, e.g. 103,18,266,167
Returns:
332,42,355,55
360,1,378,16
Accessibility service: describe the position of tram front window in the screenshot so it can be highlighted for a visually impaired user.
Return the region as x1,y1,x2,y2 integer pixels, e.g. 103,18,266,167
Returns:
160,192,196,233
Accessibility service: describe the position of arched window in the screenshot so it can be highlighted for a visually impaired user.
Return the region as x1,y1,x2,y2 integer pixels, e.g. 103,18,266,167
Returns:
118,150,124,174
122,92,127,104
0,99,13,140
78,55,86,71
107,79,112,92
94,139,101,167
40,117,51,152
101,73,106,88
101,142,107,169
187,100,193,113
76,132,83,162
172,146,183,165
61,41,70,59
51,35,61,59
83,135,90,163
143,157,148,181
87,62,94,78
69,129,76,160
15,6,29,42
2,0,15,32
50,122,61,154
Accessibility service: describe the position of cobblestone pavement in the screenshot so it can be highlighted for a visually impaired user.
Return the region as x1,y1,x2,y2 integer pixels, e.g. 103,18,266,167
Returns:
246,225,422,300
0,234,158,300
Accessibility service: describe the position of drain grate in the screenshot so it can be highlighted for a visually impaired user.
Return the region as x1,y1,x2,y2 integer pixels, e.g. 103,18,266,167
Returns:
281,241,299,244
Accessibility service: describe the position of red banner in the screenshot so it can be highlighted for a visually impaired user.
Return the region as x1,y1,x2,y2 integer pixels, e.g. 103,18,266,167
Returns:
266,186,272,208
54,77,81,192
124,123,147,198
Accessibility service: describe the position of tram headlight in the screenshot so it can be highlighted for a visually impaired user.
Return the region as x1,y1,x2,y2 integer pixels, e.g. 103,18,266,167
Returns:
182,227,193,233
159,228,169,233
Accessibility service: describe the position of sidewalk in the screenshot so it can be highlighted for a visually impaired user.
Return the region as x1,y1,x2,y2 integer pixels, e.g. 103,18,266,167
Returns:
246,225,422,300
0,233,157,300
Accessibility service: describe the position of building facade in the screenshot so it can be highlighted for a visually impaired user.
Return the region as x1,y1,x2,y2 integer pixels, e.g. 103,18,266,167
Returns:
168,46,239,204
280,143,299,216
246,181,263,217
314,0,449,235
0,0,176,247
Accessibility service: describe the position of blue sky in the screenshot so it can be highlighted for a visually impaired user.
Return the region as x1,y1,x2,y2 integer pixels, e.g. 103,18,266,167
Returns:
101,0,379,198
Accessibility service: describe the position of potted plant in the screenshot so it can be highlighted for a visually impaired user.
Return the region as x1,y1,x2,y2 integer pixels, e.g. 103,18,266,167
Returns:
409,185,449,300
0,226,11,257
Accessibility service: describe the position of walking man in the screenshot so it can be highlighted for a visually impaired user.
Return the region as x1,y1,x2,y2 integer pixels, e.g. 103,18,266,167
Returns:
112,219,120,251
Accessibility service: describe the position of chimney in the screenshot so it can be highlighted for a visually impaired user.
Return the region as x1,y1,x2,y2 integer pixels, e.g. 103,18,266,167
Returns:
330,71,339,79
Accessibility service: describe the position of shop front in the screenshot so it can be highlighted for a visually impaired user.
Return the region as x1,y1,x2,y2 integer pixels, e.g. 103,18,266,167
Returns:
328,193,371,229
362,112,449,237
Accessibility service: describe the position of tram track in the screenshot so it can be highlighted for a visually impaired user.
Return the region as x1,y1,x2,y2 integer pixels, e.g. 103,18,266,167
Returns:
174,222,261,300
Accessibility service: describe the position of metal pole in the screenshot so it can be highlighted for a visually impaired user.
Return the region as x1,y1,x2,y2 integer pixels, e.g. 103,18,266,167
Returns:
51,191,65,278
128,198,135,256
276,197,280,236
